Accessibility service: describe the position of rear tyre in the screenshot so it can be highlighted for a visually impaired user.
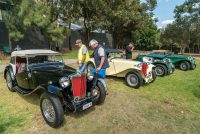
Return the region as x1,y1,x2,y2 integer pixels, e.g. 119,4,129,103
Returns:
154,64,167,77
6,72,15,92
150,69,157,83
94,81,106,105
125,71,143,89
40,92,64,128
179,61,190,71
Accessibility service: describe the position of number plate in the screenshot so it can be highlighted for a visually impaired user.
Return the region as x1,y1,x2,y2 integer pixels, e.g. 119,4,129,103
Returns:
83,102,92,110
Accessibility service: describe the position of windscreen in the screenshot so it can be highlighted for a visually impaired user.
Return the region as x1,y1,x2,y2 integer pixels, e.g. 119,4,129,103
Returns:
28,54,63,64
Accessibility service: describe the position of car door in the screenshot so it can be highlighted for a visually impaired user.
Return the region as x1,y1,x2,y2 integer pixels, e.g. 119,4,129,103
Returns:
16,71,30,89
15,63,30,89
106,58,117,75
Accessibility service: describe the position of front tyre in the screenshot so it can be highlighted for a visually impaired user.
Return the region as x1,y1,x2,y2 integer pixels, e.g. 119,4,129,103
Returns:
6,72,15,92
94,81,106,105
155,64,167,77
179,61,190,71
40,92,64,128
125,72,143,89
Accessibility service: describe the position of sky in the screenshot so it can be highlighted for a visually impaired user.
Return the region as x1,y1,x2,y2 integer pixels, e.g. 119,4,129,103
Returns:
141,0,186,28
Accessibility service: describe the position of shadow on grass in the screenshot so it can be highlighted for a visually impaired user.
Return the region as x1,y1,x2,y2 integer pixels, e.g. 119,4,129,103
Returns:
16,91,98,125
64,106,96,118
106,76,153,89
106,76,125,84
20,93,40,106
61,106,97,128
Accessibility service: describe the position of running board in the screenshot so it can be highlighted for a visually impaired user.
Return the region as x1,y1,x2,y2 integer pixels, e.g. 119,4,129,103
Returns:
13,86,45,96
13,86,33,96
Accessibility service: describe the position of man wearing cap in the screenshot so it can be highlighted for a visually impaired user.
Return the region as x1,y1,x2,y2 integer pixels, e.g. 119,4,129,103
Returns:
89,39,109,91
75,39,90,72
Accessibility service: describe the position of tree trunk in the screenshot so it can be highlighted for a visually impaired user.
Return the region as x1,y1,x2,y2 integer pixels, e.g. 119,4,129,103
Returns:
85,27,90,46
9,37,12,50
83,10,90,46
68,22,72,50
112,30,118,49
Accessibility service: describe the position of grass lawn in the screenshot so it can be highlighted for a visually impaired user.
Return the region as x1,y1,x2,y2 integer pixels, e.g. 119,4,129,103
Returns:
0,60,200,134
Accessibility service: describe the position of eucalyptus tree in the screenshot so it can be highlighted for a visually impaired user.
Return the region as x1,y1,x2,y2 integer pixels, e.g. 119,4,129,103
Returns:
4,0,64,48
92,0,157,49
160,0,200,53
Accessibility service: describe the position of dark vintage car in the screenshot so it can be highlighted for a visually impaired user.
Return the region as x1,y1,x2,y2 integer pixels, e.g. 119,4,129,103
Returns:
135,54,175,77
147,52,196,71
4,50,106,128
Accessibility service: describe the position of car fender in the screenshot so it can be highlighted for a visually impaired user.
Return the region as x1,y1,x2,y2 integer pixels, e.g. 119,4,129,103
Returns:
115,69,141,78
153,62,168,68
4,65,15,81
172,59,190,67
48,85,62,95
97,78,107,91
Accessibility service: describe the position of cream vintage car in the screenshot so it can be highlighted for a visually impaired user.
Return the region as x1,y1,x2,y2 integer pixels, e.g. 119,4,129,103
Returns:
87,49,156,89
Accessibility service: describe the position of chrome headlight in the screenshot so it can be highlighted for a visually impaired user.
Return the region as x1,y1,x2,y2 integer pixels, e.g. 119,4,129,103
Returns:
87,72,94,81
163,58,169,63
59,77,70,88
136,63,142,68
188,56,193,61
135,62,149,69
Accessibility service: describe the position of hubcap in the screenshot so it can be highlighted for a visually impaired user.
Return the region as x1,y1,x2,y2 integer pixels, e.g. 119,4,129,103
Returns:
155,66,164,76
127,74,138,87
180,63,187,70
6,73,12,89
42,99,56,123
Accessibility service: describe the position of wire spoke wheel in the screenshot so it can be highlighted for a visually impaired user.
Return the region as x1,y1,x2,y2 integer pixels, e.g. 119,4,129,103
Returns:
41,98,56,123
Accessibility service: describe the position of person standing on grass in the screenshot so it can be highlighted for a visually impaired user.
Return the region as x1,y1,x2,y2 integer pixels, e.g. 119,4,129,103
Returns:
125,42,135,59
89,39,109,92
75,39,90,72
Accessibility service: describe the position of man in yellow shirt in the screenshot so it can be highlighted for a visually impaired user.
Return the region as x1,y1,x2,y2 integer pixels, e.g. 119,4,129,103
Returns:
75,39,90,72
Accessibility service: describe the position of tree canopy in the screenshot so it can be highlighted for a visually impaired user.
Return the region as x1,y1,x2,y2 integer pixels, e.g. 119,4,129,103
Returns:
4,0,199,52
161,0,200,53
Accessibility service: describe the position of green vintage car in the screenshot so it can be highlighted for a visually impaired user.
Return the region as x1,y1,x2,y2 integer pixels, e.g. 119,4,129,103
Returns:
135,55,175,77
144,52,196,71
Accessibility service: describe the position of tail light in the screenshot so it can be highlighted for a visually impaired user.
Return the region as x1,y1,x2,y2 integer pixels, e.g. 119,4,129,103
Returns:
72,75,86,101
142,63,147,77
